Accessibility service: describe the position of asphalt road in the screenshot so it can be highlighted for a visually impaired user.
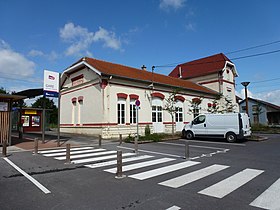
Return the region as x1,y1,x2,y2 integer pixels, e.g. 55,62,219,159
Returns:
1,134,280,210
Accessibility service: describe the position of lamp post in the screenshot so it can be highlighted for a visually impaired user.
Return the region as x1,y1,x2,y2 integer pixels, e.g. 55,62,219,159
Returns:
241,82,250,115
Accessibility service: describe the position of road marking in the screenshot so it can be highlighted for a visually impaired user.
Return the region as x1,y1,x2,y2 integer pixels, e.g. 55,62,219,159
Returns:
158,142,227,151
166,205,181,210
55,151,116,160
85,155,154,169
104,158,175,174
71,153,135,164
159,164,229,188
180,139,246,147
117,146,182,158
198,168,264,198
250,178,280,209
3,157,51,194
129,161,200,180
38,146,94,154
43,148,106,157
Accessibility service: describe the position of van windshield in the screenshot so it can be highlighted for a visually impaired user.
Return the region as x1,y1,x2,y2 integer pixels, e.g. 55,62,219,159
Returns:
193,115,206,125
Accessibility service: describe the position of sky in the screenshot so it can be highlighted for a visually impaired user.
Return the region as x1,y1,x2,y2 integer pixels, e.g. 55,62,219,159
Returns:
1,0,280,105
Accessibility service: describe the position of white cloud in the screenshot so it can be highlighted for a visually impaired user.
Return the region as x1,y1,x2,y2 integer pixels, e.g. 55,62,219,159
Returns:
185,22,195,31
28,49,44,57
59,22,122,56
254,90,280,106
237,88,280,106
0,40,35,78
159,0,186,11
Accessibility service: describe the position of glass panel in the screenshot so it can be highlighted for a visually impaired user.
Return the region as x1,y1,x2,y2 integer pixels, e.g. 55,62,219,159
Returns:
152,112,156,122
158,112,162,122
152,106,156,111
179,113,183,122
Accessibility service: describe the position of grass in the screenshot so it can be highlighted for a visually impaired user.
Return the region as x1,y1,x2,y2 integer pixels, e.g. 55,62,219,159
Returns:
125,133,181,143
251,124,280,134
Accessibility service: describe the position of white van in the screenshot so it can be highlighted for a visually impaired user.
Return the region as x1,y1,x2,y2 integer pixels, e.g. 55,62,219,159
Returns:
182,113,251,142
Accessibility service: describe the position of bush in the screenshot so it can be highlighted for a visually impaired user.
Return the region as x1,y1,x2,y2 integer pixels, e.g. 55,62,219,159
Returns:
145,125,151,136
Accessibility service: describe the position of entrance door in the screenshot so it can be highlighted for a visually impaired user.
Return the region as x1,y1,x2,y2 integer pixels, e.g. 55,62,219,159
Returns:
152,98,164,133
175,101,184,131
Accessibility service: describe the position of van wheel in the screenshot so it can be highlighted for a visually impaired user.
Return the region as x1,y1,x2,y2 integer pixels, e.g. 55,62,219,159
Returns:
226,132,237,143
185,131,194,140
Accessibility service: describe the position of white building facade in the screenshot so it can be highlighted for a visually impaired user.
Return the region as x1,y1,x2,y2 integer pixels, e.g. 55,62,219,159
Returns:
60,57,218,138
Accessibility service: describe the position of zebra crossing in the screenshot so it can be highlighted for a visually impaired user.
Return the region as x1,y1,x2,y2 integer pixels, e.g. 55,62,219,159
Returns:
38,146,280,209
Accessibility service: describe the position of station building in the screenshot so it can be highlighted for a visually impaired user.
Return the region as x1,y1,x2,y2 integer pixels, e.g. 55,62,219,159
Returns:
60,53,238,138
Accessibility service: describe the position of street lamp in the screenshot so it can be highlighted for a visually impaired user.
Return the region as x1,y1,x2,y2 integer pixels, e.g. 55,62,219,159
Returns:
241,82,250,115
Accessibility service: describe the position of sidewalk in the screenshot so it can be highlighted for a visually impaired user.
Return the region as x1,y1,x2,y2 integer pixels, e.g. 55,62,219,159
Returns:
8,131,118,152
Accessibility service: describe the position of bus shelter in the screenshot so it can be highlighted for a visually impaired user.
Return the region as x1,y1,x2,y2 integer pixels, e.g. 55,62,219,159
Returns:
0,93,26,145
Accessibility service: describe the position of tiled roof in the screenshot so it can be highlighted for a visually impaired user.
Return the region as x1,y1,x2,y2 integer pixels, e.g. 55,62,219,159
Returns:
169,53,233,79
80,57,217,96
240,97,280,110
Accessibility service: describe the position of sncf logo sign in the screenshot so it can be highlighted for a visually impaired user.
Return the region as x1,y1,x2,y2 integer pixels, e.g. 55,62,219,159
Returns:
48,75,55,80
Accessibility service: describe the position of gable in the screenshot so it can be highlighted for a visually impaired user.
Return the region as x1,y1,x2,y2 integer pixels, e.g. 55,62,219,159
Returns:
169,53,238,79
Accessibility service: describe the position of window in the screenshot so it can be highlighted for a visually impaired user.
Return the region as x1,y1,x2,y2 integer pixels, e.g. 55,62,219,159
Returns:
117,100,125,124
242,106,246,111
175,107,183,122
130,102,136,124
193,115,205,125
252,105,258,113
152,105,162,122
194,108,200,118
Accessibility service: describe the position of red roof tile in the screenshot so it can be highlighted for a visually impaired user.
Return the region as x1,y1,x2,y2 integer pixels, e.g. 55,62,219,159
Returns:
169,53,233,79
81,57,217,96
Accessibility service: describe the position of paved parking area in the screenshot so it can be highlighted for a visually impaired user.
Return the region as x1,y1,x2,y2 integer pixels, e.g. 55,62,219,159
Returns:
1,134,279,209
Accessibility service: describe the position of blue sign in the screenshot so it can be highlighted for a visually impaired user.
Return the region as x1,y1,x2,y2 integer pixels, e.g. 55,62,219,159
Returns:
44,91,59,98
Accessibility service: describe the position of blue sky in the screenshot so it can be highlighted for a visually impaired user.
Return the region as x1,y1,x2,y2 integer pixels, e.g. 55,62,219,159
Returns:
1,0,280,105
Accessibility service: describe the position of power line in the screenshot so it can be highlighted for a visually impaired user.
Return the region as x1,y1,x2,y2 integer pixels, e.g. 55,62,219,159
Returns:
225,40,280,55
154,45,280,68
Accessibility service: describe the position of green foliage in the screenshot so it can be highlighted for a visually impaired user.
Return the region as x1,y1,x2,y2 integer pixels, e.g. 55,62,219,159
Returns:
0,87,7,94
124,133,169,143
32,97,58,124
188,97,203,117
145,125,151,136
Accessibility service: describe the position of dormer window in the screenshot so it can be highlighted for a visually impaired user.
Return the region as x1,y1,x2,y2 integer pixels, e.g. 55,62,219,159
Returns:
71,74,84,86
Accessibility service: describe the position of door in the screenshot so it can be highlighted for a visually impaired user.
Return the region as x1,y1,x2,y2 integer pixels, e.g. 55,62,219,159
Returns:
191,115,207,136
175,101,184,131
152,98,164,133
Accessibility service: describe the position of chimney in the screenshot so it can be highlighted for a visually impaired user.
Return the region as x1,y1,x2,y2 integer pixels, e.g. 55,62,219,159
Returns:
141,65,147,71
179,66,182,78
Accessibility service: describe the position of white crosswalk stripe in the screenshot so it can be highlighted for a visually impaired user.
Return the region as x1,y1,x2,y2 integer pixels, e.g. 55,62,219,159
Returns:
104,158,175,174
43,149,106,157
55,150,116,160
38,146,94,154
159,164,229,188
129,161,200,180
250,178,280,209
71,153,135,164
85,155,154,169
198,168,264,198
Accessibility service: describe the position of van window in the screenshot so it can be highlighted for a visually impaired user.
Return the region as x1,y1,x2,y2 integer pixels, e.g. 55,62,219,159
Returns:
193,115,206,125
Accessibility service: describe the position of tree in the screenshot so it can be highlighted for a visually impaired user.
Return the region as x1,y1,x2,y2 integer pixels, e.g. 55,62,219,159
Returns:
32,97,58,124
163,89,179,136
0,87,7,94
188,97,203,118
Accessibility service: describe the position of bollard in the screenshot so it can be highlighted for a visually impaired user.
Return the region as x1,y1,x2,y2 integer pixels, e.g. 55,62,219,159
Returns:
119,134,122,145
134,136,138,154
116,150,122,177
98,135,102,148
65,144,71,164
184,141,189,160
115,150,126,179
2,141,7,157
34,138,38,155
